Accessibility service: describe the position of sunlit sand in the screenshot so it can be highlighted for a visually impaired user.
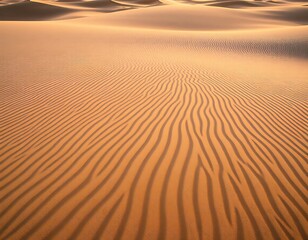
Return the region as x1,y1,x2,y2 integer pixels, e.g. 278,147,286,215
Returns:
0,1,307,239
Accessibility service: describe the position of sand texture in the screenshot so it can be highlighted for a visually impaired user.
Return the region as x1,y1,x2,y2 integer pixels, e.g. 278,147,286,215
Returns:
0,1,307,240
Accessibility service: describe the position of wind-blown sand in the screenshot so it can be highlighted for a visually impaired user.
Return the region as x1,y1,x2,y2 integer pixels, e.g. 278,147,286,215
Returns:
0,1,307,239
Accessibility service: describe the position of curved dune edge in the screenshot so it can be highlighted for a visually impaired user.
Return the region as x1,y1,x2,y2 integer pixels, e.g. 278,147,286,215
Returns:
0,1,76,21
72,4,308,31
0,0,307,27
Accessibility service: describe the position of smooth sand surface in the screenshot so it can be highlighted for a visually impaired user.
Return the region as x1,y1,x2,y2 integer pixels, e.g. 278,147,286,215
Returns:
0,1,307,240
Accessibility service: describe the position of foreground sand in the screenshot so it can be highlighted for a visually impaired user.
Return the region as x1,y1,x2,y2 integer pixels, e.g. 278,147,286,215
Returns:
0,1,307,239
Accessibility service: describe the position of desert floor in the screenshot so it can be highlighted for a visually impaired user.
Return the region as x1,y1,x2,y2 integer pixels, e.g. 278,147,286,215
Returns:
0,1,307,239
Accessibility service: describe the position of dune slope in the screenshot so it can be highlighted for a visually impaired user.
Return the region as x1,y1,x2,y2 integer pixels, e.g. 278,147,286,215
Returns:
0,1,307,240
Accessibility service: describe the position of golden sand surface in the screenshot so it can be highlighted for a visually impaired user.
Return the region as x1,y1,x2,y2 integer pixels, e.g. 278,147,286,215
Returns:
0,1,307,239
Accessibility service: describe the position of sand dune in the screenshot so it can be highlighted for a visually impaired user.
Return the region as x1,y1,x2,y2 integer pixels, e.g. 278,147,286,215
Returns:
0,1,307,240
74,4,308,31
0,1,76,20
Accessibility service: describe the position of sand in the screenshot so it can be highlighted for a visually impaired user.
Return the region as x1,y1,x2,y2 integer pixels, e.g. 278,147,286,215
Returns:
0,0,307,239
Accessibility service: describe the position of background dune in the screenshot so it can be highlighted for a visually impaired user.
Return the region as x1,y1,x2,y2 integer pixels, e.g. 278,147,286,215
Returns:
0,1,307,240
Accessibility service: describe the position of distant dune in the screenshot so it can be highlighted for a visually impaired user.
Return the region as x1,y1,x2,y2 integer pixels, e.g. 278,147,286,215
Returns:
0,1,307,240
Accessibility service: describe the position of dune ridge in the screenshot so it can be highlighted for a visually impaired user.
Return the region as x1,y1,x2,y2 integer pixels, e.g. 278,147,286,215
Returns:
0,0,308,23
0,1,307,240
